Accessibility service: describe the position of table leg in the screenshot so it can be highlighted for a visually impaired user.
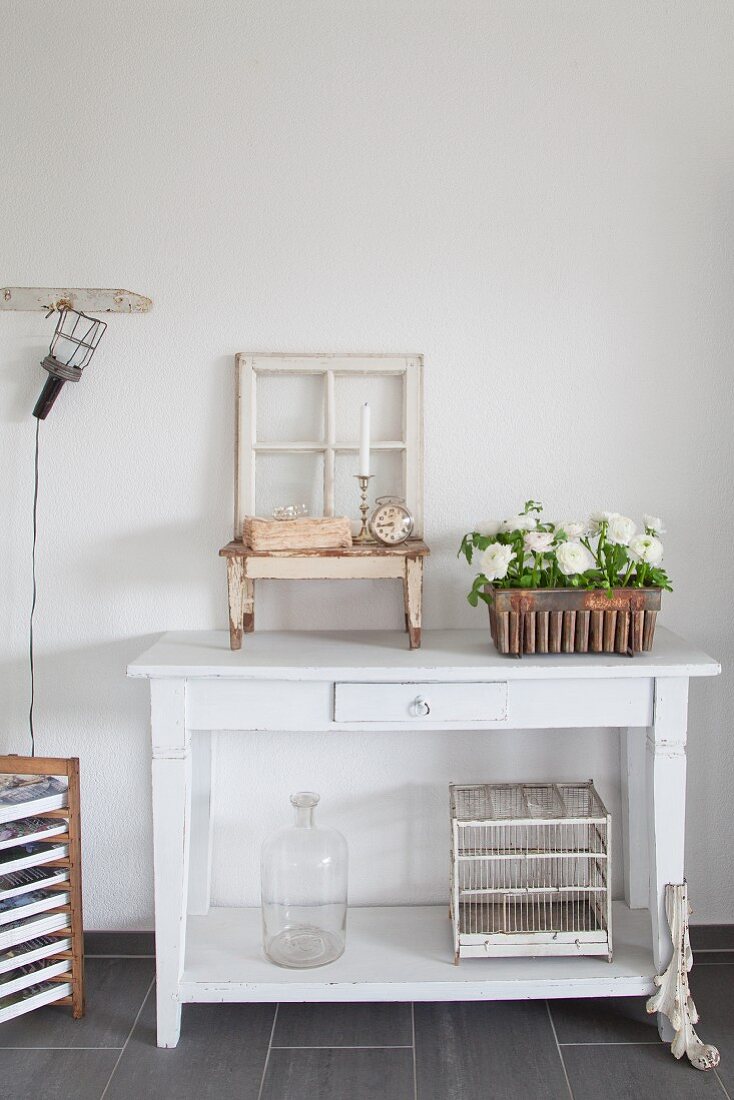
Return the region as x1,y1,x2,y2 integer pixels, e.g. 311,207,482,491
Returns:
188,731,214,916
620,727,648,909
243,577,255,633
226,557,246,650
403,557,423,649
646,679,687,1045
644,676,718,1071
151,679,191,1049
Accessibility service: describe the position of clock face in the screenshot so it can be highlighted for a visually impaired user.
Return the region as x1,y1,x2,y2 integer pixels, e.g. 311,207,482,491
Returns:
370,501,414,545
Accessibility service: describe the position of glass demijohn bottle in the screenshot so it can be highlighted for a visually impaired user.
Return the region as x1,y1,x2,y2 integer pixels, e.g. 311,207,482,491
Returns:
261,792,348,968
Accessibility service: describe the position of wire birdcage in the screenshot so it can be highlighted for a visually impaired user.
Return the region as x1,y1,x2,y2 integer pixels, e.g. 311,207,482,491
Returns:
450,781,612,963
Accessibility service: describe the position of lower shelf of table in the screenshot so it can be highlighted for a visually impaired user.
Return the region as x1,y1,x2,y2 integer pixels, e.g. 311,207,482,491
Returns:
181,902,656,1003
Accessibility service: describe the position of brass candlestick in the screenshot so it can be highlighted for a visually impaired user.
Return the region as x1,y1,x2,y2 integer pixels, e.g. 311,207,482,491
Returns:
354,474,374,542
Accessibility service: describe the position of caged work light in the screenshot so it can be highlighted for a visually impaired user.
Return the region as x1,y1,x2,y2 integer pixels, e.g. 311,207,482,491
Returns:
32,307,107,420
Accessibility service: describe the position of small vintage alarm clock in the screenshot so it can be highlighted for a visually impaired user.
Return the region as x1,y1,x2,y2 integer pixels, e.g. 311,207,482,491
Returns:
368,496,415,545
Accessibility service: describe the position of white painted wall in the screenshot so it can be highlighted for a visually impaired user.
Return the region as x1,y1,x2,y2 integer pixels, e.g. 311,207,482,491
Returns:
1,1,733,927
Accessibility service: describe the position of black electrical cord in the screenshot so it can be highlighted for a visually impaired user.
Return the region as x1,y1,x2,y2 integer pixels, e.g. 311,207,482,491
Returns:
29,418,39,757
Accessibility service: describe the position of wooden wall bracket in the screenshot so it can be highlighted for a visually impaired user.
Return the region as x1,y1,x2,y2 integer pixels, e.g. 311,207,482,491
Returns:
0,288,152,313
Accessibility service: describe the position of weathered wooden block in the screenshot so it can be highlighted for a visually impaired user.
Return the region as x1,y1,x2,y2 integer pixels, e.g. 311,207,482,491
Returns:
243,516,352,551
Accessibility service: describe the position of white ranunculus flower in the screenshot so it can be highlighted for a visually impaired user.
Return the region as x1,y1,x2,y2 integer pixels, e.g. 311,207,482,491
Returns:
555,541,596,576
476,519,501,537
480,543,516,581
643,514,665,535
500,513,537,533
606,514,636,546
588,511,619,534
629,534,664,566
556,521,586,539
524,530,554,553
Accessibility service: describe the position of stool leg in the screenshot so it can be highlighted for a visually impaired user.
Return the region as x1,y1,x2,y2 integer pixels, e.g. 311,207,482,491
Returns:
226,557,246,650
403,556,423,649
243,578,255,633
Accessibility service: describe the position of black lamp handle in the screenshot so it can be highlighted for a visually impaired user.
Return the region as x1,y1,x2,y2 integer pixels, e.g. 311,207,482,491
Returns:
33,375,66,420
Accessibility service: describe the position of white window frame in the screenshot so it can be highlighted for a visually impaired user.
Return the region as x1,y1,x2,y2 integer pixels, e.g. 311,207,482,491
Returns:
235,353,424,539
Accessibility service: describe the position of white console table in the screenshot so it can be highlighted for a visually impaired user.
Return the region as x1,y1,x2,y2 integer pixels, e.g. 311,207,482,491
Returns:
128,627,720,1062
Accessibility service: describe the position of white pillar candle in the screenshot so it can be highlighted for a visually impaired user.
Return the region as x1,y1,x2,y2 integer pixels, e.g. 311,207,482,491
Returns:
359,402,371,476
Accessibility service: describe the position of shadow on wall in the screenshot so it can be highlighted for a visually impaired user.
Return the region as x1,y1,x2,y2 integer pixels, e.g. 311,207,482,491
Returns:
72,352,234,628
0,331,50,424
0,636,162,929
81,520,223,588
212,723,624,909
41,346,478,636
0,635,161,753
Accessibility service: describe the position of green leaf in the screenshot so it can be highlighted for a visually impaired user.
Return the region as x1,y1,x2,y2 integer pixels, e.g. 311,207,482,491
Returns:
466,573,491,608
459,543,473,564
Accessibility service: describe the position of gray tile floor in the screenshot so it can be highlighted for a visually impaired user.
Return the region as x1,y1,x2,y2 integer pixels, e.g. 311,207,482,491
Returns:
1,950,731,1099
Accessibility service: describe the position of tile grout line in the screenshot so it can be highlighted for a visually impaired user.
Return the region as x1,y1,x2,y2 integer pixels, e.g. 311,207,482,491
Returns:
545,1001,575,1100
714,1069,732,1100
98,976,154,1100
256,1002,279,1100
270,1044,415,1050
411,1003,418,1100
85,955,155,960
559,1041,661,1047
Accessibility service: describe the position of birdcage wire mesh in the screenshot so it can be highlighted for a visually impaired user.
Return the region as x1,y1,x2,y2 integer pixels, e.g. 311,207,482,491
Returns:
450,782,612,962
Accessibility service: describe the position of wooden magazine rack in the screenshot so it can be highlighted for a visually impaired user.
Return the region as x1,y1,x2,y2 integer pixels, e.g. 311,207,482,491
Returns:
0,756,84,1022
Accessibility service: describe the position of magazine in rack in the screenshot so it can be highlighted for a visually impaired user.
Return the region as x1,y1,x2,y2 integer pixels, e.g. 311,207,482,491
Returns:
0,957,71,1000
0,979,73,1024
0,776,67,824
0,908,70,951
0,890,70,927
0,934,72,976
0,817,67,851
0,866,69,902
0,841,69,875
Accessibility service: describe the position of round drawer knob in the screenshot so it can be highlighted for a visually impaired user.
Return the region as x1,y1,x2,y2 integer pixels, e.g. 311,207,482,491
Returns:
412,695,431,717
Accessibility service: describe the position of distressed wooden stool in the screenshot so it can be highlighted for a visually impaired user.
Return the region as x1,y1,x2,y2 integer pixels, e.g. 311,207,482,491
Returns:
219,540,430,650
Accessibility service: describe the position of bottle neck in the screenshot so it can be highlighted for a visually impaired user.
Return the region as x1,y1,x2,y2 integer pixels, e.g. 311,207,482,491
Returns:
295,805,315,828
290,792,320,828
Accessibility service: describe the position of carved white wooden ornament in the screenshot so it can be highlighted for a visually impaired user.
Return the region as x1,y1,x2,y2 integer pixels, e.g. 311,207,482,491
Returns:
647,883,720,1071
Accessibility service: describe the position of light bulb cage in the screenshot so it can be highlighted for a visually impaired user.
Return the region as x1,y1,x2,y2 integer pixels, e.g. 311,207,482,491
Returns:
43,308,107,379
33,307,107,419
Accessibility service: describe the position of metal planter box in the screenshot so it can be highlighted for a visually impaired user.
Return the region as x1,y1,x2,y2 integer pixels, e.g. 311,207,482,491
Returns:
486,585,662,657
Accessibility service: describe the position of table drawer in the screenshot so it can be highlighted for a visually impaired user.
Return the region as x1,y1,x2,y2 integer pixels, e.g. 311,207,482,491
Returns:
334,682,508,723
186,680,332,730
